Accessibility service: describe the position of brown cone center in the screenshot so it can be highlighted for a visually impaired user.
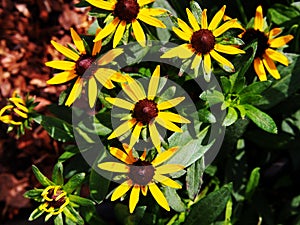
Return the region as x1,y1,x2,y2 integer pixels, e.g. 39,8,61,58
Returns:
75,55,95,77
113,0,140,23
132,99,158,125
129,160,155,186
46,188,67,208
191,29,216,54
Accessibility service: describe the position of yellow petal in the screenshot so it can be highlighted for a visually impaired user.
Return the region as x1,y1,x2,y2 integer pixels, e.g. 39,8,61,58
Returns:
47,71,77,85
269,35,294,48
157,97,185,110
126,76,146,100
65,77,83,106
203,53,212,74
70,28,86,54
214,44,245,55
110,147,134,164
265,48,289,66
111,180,133,201
50,40,80,61
268,28,282,38
208,5,226,31
149,122,161,152
105,97,134,110
94,68,116,89
140,149,147,161
253,57,267,81
122,143,136,162
45,61,76,71
137,13,166,28
148,65,160,100
153,174,182,189
186,8,200,31
161,44,194,59
155,117,182,132
85,0,115,10
148,183,170,211
151,147,179,166
129,122,143,148
129,185,140,213
92,28,102,56
213,19,240,37
139,8,166,16
191,54,202,70
155,164,185,174
108,118,137,139
172,27,191,41
98,162,129,173
110,72,127,83
177,18,193,36
132,19,146,47
158,112,190,123
98,48,123,66
13,108,27,119
88,77,98,108
141,186,148,196
0,115,13,124
94,18,120,42
137,0,155,7
113,20,127,48
254,5,264,31
0,105,13,116
201,9,208,29
210,50,234,69
13,101,28,113
122,83,139,102
262,54,280,80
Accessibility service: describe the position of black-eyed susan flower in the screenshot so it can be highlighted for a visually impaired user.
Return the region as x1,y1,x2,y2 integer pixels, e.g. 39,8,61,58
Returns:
45,28,126,107
161,6,245,76
99,143,184,213
240,6,294,81
86,0,166,47
106,65,190,152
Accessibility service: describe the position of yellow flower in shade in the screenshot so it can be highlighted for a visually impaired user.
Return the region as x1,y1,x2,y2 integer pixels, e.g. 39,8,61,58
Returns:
240,6,294,81
39,186,70,215
45,28,126,107
0,92,29,126
85,0,166,47
99,143,184,213
106,65,190,152
161,6,245,75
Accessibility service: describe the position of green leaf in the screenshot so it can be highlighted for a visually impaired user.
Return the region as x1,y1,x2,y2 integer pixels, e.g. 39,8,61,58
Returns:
64,205,84,225
267,4,300,25
81,205,107,225
54,214,64,225
239,94,262,105
29,207,44,221
245,167,260,200
239,81,271,96
183,183,232,225
220,76,232,95
32,165,54,187
244,104,278,134
63,173,85,193
41,116,74,142
198,108,216,123
24,189,44,201
52,162,64,186
222,107,238,127
224,198,233,225
186,157,205,200
114,203,146,225
164,186,186,212
58,145,79,162
200,90,225,105
190,1,202,23
69,195,95,206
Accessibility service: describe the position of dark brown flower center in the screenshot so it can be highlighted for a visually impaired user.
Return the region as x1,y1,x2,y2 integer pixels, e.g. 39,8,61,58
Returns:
46,188,67,208
113,0,140,23
129,160,155,186
75,54,95,77
132,99,158,125
191,29,216,54
241,28,269,58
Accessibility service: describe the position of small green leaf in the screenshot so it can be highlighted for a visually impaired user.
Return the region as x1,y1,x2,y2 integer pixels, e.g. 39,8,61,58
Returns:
58,145,79,162
24,189,44,201
190,1,202,23
244,104,278,134
200,90,224,105
54,213,64,225
222,107,238,127
29,207,44,221
224,198,233,225
52,162,64,186
186,157,205,200
69,195,95,206
164,186,186,212
220,76,232,95
64,205,84,225
32,165,54,187
245,167,260,200
198,108,216,123
63,173,85,193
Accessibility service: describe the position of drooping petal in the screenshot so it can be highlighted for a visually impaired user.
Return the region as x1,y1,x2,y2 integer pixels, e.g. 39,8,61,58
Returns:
177,18,193,35
70,28,86,54
213,19,241,37
155,164,185,174
186,8,200,31
13,102,28,113
98,48,124,65
155,116,182,132
94,18,120,42
88,77,98,108
132,19,146,47
111,180,133,201
201,9,208,29
262,54,281,80
50,40,80,61
153,174,182,189
269,35,294,48
86,0,115,10
13,108,27,118
265,48,289,66
208,5,226,31
137,0,155,7
157,97,185,110
253,58,267,81
191,54,202,69
98,162,129,173
45,61,76,71
151,147,179,166
92,28,102,56
158,112,190,123
149,122,161,152
203,53,212,74
137,13,166,28
0,115,13,123
147,65,160,100
0,105,13,116
160,44,194,59
254,5,264,31
172,27,191,41
214,44,245,54
94,68,117,89
268,28,282,38
65,77,83,106
129,122,143,148
129,185,140,213
106,97,134,110
47,71,77,85
148,183,170,211
110,147,134,164
210,50,234,69
126,76,146,100
108,118,137,139
113,20,127,48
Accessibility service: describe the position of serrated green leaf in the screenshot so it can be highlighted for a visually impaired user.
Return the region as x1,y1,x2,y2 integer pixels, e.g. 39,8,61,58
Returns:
186,157,205,200
29,207,44,221
222,107,238,127
164,186,186,212
63,173,85,193
69,195,95,206
245,167,260,200
32,165,54,187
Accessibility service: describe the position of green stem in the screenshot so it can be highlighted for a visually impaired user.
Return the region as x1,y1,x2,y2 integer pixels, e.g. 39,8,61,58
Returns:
235,0,247,25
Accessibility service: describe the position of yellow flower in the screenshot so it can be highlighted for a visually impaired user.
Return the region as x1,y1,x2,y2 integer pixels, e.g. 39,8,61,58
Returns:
240,6,294,81
45,28,126,107
0,92,29,125
39,186,70,215
161,6,245,75
86,0,166,47
99,143,184,213
106,65,190,152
